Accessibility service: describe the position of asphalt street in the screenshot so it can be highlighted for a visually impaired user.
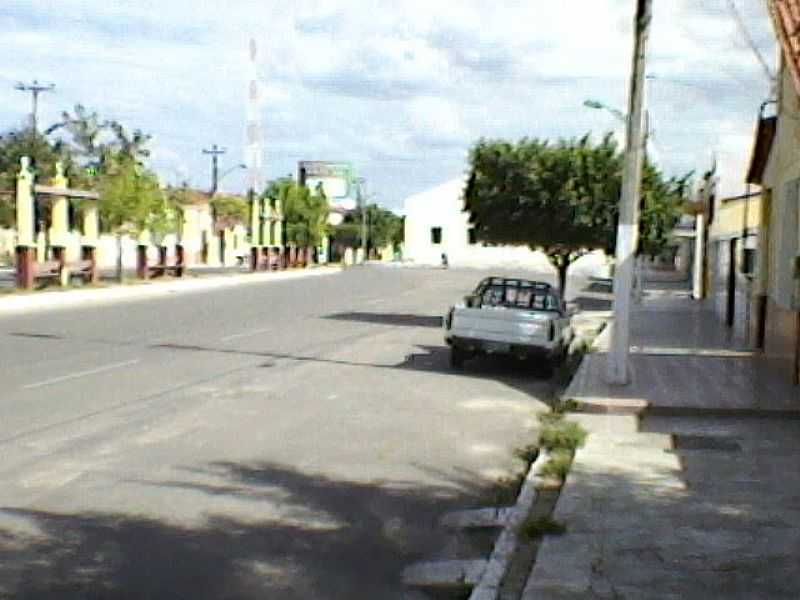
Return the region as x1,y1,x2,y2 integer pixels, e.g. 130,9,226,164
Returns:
0,266,589,599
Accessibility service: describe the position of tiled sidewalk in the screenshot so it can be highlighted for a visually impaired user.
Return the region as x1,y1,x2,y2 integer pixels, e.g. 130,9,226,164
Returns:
523,290,800,599
568,292,798,414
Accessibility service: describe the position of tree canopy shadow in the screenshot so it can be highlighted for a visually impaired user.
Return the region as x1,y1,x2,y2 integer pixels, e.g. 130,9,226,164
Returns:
0,461,496,600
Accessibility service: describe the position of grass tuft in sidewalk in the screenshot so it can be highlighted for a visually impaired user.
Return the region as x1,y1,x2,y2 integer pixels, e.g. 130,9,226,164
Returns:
538,449,573,480
537,414,587,453
521,515,567,539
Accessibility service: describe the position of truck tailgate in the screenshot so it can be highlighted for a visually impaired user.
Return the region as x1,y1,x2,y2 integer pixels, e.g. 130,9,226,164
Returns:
450,307,551,345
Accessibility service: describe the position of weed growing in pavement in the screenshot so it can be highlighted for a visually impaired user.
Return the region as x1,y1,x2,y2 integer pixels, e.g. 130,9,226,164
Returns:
521,515,567,539
486,472,526,506
513,443,540,467
539,449,573,480
552,398,579,415
538,414,587,453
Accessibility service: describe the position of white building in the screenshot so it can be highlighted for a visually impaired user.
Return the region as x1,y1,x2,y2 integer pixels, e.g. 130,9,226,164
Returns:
402,178,605,273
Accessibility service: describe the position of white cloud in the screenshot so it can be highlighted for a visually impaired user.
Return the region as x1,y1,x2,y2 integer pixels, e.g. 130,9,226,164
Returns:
0,0,780,207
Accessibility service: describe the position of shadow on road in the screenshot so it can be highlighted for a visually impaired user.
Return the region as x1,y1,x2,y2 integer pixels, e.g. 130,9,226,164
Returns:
0,462,490,600
571,295,612,312
324,312,444,328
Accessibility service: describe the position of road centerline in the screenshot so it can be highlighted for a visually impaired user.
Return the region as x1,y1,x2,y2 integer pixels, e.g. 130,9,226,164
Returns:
21,359,141,390
219,327,273,343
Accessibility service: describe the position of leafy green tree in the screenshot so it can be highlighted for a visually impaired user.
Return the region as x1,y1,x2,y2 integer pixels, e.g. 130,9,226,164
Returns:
98,156,167,281
0,193,14,229
0,128,82,192
265,178,329,247
340,204,403,255
210,194,249,229
45,104,150,179
465,134,688,294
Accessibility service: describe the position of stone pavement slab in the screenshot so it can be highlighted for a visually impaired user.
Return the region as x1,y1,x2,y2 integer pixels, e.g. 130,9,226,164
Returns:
523,291,800,599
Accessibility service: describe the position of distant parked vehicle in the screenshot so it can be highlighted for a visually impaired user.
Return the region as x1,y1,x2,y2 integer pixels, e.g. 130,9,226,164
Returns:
443,277,576,371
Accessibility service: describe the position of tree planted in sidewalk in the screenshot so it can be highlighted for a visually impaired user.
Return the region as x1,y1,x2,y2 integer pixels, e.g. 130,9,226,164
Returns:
339,204,403,256
210,194,249,230
265,178,329,248
464,134,689,294
98,156,169,281
45,104,151,178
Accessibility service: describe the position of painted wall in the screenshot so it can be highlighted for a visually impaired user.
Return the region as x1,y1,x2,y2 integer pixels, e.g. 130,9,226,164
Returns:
707,195,760,341
760,61,800,382
402,178,606,275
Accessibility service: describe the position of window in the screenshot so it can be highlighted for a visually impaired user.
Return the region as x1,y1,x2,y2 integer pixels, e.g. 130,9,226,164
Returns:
430,227,442,245
468,227,478,245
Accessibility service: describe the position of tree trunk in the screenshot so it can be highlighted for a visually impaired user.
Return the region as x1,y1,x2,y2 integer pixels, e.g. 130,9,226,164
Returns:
548,252,571,297
557,262,569,297
116,233,124,283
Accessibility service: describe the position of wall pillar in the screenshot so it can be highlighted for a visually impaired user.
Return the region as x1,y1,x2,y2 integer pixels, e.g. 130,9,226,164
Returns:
81,202,99,284
81,245,98,284
15,157,35,290
49,162,69,286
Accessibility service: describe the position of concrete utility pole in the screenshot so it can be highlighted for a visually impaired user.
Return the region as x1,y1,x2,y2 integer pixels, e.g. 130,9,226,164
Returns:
14,80,55,133
356,177,368,263
202,144,227,195
606,0,652,385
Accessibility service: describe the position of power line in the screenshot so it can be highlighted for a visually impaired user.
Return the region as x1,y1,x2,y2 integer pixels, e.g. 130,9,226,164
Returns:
724,0,776,91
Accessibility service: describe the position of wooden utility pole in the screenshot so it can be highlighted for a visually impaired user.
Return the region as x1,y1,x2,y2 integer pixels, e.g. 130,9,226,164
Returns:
606,0,652,385
202,144,227,195
15,80,55,133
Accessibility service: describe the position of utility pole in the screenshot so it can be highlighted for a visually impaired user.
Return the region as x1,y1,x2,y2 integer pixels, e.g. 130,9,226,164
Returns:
356,177,368,263
15,80,55,133
202,144,227,195
606,0,652,385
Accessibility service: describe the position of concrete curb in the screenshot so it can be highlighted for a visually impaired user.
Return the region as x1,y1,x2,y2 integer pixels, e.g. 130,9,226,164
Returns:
0,267,342,316
467,448,553,600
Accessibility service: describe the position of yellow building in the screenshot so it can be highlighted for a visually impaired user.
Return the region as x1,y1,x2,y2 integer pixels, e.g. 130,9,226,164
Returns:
706,192,761,341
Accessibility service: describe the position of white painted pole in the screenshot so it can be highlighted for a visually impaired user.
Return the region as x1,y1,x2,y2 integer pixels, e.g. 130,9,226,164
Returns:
606,0,652,385
693,213,705,300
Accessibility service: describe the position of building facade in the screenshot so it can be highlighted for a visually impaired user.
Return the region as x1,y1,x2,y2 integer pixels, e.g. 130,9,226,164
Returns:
402,178,605,273
746,12,800,385
707,192,761,342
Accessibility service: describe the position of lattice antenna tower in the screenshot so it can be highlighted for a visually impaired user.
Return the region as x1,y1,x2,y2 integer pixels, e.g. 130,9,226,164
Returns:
245,38,265,194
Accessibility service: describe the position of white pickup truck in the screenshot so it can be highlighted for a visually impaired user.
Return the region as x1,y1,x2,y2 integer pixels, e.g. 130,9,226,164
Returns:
444,277,576,370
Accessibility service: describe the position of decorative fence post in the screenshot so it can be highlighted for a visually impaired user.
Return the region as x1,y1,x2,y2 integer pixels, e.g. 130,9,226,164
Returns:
250,191,261,271
49,162,69,287
15,157,35,289
81,198,100,284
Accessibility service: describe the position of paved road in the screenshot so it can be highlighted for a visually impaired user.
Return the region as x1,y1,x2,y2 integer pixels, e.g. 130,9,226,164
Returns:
0,266,583,599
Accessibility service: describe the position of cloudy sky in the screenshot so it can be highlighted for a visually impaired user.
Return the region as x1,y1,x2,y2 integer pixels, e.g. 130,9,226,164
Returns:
1,0,777,210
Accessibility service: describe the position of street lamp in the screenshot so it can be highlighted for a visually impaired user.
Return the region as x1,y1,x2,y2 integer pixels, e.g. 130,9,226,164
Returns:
583,99,627,123
219,163,247,185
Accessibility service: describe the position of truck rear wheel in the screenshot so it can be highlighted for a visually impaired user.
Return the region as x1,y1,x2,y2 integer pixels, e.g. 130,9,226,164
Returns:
450,347,465,369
